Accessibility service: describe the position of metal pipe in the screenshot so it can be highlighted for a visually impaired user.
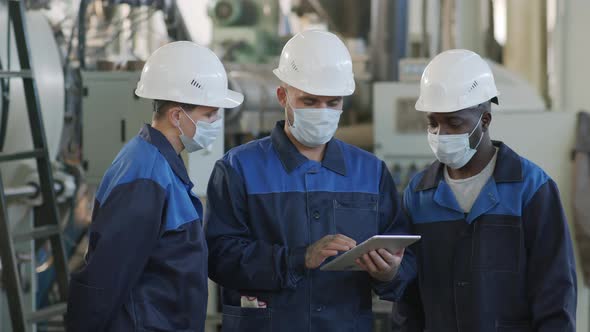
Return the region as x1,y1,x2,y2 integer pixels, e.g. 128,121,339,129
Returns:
0,60,10,153
1,9,10,153
0,69,32,78
4,185,37,199
370,0,406,81
539,0,550,108
441,0,456,50
421,0,429,57
4,182,63,200
77,0,89,69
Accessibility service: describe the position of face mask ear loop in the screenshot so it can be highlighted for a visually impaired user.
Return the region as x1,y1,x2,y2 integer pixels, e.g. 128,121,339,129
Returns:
180,107,196,124
468,114,484,137
285,92,296,127
175,111,184,136
473,124,485,150
470,114,485,150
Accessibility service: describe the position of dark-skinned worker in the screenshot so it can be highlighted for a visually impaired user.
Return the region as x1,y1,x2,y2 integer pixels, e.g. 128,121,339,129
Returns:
392,49,577,332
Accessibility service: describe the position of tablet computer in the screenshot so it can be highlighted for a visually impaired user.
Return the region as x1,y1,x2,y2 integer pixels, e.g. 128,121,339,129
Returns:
319,235,421,271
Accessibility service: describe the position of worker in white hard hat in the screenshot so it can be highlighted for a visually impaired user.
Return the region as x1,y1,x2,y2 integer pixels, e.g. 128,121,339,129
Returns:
204,30,413,332
392,49,577,331
66,41,243,332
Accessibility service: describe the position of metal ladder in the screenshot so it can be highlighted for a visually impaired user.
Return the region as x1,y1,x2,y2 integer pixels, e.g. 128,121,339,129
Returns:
0,0,69,331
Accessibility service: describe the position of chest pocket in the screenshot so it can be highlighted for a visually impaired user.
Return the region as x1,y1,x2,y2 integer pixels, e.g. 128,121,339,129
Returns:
333,199,379,243
473,221,522,273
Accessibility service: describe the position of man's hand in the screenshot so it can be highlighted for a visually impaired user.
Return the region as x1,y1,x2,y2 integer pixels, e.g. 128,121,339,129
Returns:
305,234,356,269
355,248,404,282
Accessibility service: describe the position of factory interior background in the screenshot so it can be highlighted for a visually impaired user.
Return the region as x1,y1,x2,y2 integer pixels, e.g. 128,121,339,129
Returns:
0,0,589,331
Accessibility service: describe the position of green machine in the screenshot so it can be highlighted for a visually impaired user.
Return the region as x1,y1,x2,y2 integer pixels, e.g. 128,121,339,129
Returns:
207,0,282,63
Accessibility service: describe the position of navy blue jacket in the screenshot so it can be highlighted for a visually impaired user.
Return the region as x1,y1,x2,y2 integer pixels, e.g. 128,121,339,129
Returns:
205,121,413,332
67,124,208,332
393,142,577,332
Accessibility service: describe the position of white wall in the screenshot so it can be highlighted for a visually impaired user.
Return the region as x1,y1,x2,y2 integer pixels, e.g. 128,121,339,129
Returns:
553,2,590,329
554,0,590,114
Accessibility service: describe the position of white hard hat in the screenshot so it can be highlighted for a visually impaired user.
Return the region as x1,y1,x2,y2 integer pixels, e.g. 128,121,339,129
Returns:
135,41,244,108
415,49,499,113
273,30,355,96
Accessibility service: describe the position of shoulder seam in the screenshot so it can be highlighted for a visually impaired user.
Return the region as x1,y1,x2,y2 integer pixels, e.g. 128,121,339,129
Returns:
98,178,166,208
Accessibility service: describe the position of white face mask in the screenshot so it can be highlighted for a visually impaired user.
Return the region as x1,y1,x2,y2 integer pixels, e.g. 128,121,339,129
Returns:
178,108,222,153
286,95,342,148
427,114,484,169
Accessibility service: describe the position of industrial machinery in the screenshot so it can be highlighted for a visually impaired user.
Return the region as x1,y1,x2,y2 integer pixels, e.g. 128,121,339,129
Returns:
207,0,282,63
224,63,283,138
80,70,226,196
204,0,289,140
2,1,585,331
0,1,81,331
0,1,236,329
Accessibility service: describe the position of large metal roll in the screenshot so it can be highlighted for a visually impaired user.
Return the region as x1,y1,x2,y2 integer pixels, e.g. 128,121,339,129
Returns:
0,6,65,186
225,63,284,136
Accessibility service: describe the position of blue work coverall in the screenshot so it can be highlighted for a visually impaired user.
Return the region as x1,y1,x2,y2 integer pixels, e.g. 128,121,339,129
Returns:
67,124,208,331
393,141,577,332
205,121,413,332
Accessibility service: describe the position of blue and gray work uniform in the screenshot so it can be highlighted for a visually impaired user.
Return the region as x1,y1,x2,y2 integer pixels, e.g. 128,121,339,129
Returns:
205,121,413,332
394,141,577,332
67,124,208,332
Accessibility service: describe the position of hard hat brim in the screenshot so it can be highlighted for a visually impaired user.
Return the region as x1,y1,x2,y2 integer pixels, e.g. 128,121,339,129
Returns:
210,89,244,109
273,69,355,97
415,94,500,113
135,88,244,109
